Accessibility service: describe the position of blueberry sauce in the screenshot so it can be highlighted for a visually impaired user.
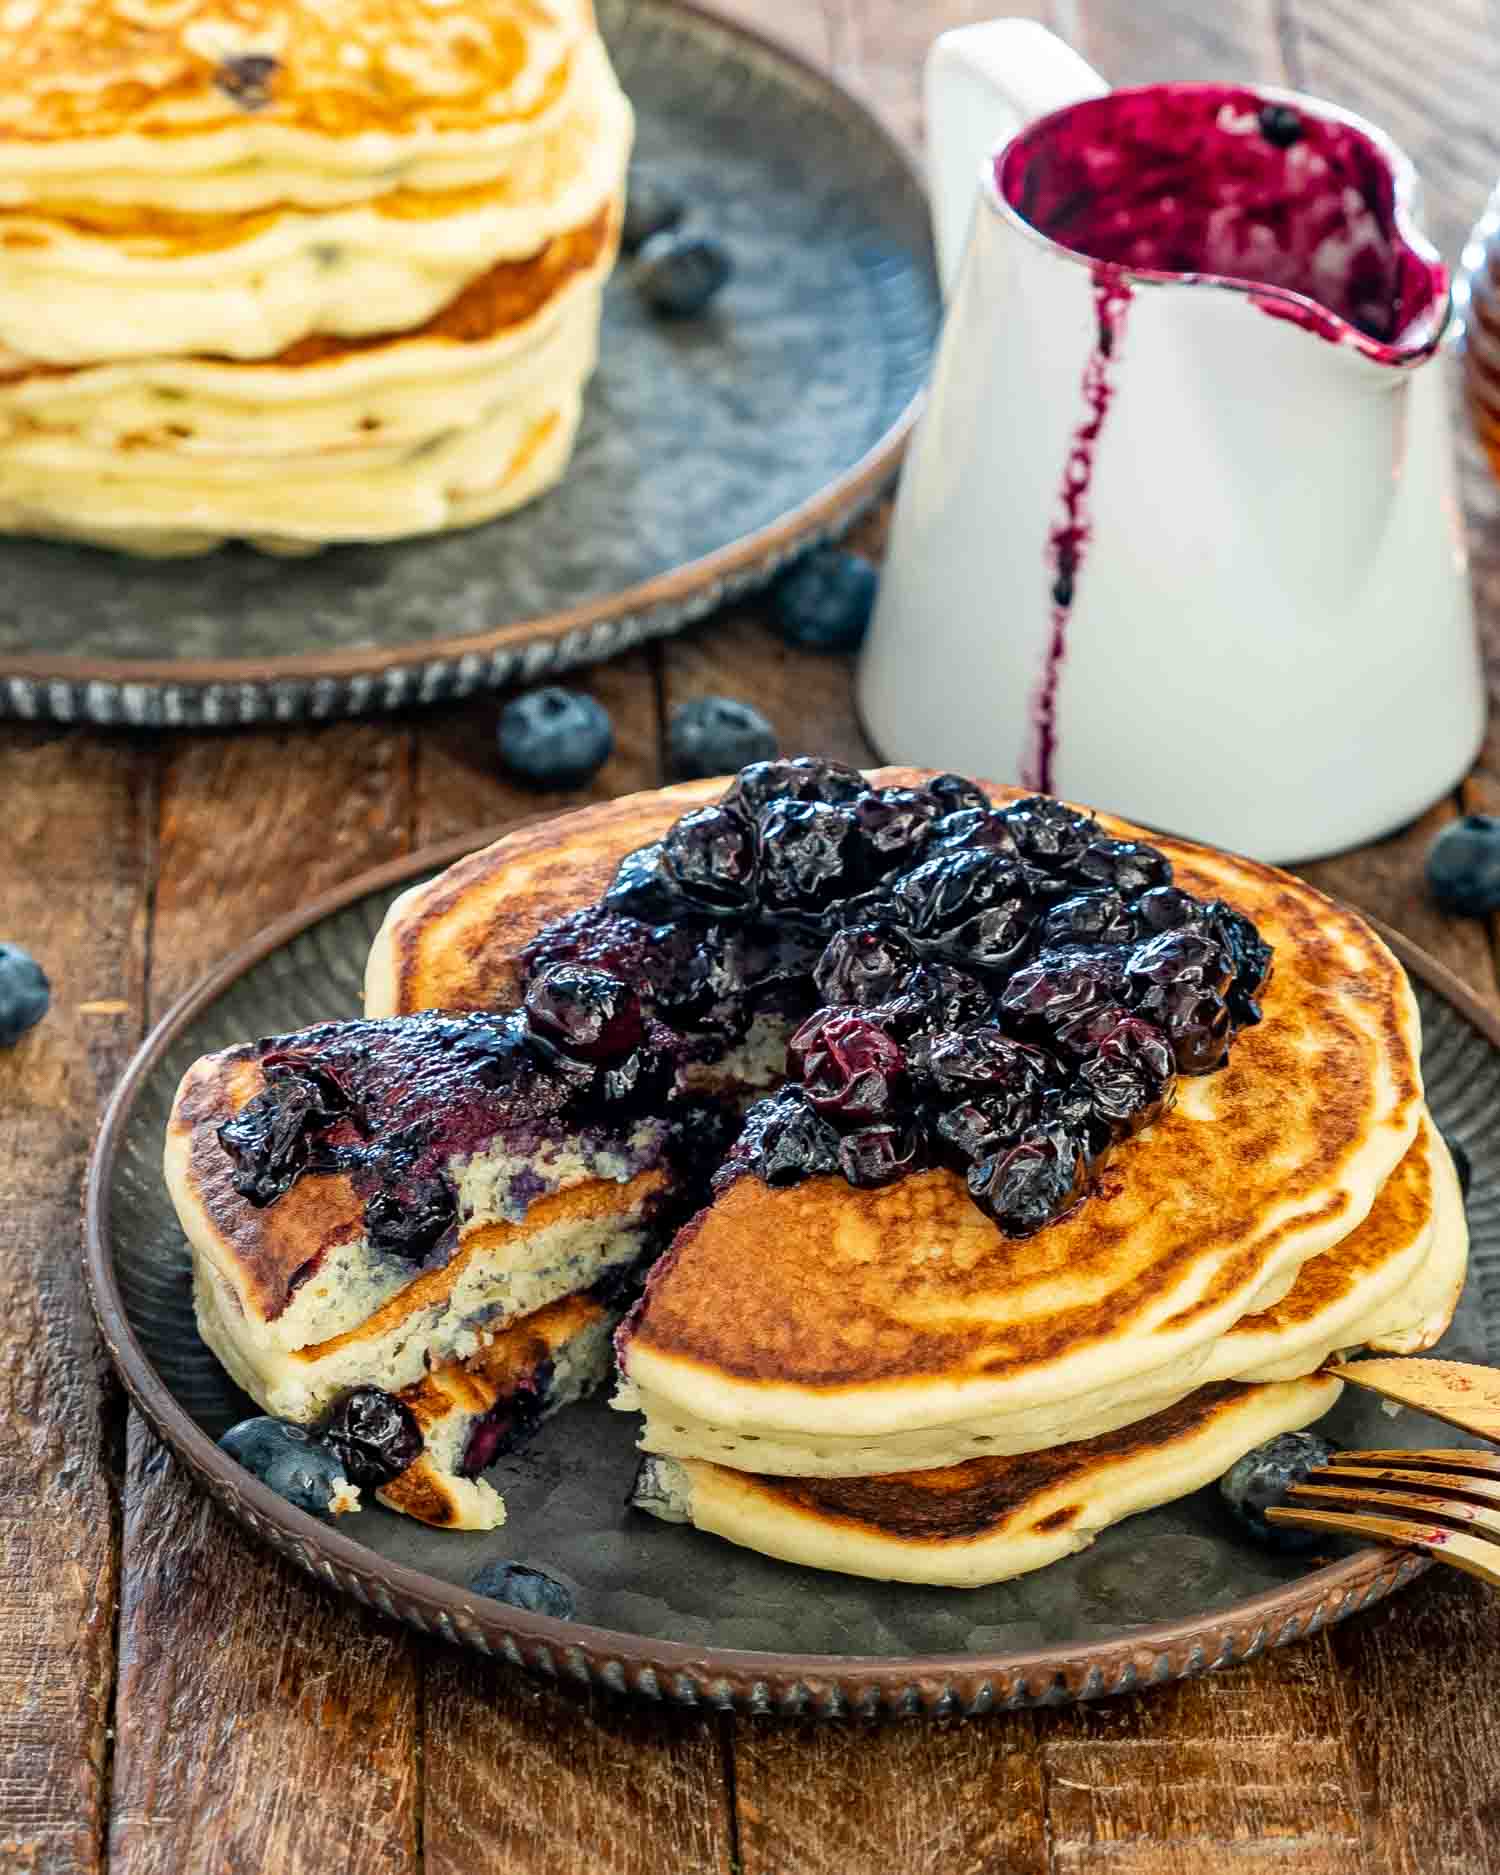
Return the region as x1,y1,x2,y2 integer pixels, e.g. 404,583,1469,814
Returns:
996,83,1447,795
1026,265,1133,795
218,761,1274,1247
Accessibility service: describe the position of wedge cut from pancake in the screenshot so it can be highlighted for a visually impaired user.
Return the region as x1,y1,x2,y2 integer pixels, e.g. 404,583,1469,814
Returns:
630,1375,1343,1587
379,1292,615,1531
168,1012,673,1422
625,1116,1464,1476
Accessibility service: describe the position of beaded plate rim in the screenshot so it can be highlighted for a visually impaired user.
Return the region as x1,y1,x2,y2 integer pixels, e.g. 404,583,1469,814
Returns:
0,0,930,729
82,823,1495,1716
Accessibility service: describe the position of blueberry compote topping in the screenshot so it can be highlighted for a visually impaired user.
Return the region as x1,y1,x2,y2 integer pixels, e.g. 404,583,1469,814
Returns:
588,770,1270,1238
219,762,1273,1252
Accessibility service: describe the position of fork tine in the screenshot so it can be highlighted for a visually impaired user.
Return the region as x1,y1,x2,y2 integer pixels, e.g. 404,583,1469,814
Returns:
1307,1464,1500,1506
1264,1505,1500,1589
1286,1481,1500,1538
1331,1448,1500,1477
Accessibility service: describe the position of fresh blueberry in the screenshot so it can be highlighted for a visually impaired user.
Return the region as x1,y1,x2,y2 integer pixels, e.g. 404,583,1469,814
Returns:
1440,1127,1473,1199
219,1416,353,1519
769,548,878,653
634,233,732,316
497,687,613,789
1426,815,1500,916
667,696,777,780
621,170,684,254
1219,1429,1339,1551
0,944,49,1046
469,1560,576,1620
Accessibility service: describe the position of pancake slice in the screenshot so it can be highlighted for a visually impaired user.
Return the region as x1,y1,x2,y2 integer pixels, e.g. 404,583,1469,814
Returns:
168,1012,674,1422
630,1375,1344,1588
379,1292,616,1531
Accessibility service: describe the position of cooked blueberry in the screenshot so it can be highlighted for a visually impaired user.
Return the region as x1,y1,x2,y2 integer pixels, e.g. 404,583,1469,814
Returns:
469,1560,576,1620
968,1126,1088,1235
910,1028,1054,1134
321,1387,423,1488
728,1087,841,1187
621,170,684,253
1038,1081,1115,1164
814,925,914,1008
788,1009,906,1121
364,1175,457,1258
498,687,613,789
769,547,878,653
837,1119,923,1188
927,808,1021,859
1441,1128,1473,1198
875,961,992,1038
1039,891,1136,948
925,774,992,816
635,233,732,316
1135,885,1203,934
0,943,50,1046
668,697,777,780
660,806,757,912
218,1067,343,1207
524,964,645,1063
641,921,748,1035
1069,838,1172,896
999,947,1131,1040
460,1363,555,1475
1075,1013,1175,1133
1426,815,1500,916
721,756,865,818
1001,796,1100,868
1204,900,1274,1023
932,1099,1014,1168
755,800,858,917
604,841,688,923
219,1416,352,1518
1257,103,1305,148
852,788,939,875
1125,929,1235,1070
891,851,1035,972
595,1044,672,1106
1220,1430,1338,1550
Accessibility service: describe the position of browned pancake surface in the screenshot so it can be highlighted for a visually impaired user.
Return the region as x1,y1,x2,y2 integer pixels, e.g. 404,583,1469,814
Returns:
742,1383,1254,1542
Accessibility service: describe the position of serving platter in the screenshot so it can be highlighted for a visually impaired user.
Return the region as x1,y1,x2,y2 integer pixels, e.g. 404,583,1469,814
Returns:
83,833,1500,1718
0,0,938,728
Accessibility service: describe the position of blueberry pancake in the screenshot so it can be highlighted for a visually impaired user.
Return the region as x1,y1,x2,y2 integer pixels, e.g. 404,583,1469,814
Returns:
0,0,630,552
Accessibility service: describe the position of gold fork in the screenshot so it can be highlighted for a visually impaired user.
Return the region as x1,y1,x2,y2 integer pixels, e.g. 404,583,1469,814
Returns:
1265,1358,1500,1587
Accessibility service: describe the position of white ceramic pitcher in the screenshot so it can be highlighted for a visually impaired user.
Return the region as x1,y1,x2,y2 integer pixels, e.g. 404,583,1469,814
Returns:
856,20,1484,864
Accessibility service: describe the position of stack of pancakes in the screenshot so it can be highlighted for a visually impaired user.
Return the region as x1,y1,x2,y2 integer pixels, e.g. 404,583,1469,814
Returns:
167,772,1468,1584
0,0,631,555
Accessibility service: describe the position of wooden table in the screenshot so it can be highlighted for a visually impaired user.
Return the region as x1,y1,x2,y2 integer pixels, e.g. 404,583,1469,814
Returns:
5,1,1500,1869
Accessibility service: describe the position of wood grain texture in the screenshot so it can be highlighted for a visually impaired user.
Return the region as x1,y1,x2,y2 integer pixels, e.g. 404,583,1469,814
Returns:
0,730,152,1875
732,1715,1046,1875
1036,1648,1365,1874
422,1665,733,1875
108,723,422,1875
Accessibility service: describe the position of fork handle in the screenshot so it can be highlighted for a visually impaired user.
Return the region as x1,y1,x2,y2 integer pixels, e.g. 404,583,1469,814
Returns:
1327,1358,1500,1444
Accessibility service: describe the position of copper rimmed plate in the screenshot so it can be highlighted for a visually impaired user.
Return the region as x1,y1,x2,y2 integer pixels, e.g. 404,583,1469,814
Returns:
83,834,1500,1716
0,0,938,729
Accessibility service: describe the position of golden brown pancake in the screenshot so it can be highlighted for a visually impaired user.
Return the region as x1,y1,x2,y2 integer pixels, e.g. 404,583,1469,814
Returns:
630,1374,1344,1587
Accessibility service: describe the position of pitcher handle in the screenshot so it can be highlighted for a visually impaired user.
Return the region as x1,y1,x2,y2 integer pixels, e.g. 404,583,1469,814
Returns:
925,20,1108,295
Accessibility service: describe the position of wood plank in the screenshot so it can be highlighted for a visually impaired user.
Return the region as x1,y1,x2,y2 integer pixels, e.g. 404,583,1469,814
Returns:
422,1666,734,1875
732,1715,1047,1875
0,728,153,1875
109,723,423,1875
413,650,663,850
1067,0,1286,83
1325,1571,1500,1875
1037,1648,1365,1874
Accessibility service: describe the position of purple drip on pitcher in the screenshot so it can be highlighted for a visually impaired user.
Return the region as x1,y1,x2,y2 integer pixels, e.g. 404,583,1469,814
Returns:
1024,265,1133,796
